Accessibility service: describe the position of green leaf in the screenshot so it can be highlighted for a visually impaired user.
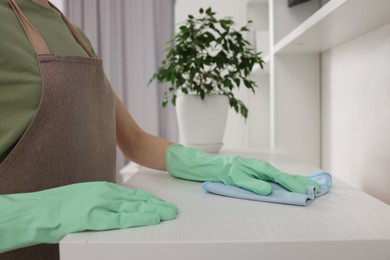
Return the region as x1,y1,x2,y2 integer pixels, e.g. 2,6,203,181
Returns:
219,19,233,29
240,105,248,119
162,97,168,107
199,8,204,14
234,78,240,87
223,78,233,88
206,7,212,16
243,79,252,89
171,95,177,106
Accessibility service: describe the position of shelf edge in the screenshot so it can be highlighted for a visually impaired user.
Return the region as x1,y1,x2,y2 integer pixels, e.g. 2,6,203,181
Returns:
273,0,347,54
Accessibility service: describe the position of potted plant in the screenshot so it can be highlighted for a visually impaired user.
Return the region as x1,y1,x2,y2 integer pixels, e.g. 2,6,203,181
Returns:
149,7,264,152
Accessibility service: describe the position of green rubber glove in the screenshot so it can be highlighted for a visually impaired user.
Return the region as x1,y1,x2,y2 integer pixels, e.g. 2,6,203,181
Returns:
0,182,178,253
166,144,320,196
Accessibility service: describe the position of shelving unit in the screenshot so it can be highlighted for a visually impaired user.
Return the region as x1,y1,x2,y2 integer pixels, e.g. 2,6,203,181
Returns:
274,0,390,54
247,0,390,166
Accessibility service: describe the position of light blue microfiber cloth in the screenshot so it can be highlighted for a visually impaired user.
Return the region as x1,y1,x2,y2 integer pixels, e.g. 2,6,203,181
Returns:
202,172,332,206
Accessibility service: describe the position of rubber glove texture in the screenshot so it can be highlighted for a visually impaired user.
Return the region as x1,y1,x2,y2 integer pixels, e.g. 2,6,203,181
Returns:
166,144,320,196
0,182,178,253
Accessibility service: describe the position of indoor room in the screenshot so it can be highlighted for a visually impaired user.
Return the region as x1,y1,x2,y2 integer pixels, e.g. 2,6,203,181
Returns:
1,0,390,259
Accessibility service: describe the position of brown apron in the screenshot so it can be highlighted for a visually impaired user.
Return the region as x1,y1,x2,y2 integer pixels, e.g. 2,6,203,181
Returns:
0,0,116,259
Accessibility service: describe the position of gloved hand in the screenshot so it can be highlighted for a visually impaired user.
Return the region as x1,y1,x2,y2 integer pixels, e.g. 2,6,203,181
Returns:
0,182,178,253
166,144,320,196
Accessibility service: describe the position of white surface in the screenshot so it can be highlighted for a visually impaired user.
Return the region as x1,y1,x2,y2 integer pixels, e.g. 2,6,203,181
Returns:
273,0,320,44
118,162,141,183
267,0,321,159
274,0,390,53
246,1,269,50
244,0,271,150
187,143,224,154
274,53,321,165
322,23,390,204
255,30,270,55
50,0,63,11
61,149,390,260
247,73,270,148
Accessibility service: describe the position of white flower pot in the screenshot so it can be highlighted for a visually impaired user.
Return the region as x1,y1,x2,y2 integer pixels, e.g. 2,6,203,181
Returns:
176,94,229,153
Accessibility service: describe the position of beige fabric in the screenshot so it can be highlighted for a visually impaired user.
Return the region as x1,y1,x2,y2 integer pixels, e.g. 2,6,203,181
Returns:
49,1,94,57
8,0,50,55
0,0,116,259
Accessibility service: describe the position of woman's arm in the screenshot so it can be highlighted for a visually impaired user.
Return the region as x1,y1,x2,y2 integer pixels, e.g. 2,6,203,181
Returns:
114,93,322,196
114,93,174,171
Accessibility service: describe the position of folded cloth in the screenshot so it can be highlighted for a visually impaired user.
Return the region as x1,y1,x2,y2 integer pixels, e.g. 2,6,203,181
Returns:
202,172,332,206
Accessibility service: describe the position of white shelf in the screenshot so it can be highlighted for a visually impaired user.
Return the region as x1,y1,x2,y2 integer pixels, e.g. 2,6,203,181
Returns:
247,0,268,4
274,0,390,54
247,0,390,165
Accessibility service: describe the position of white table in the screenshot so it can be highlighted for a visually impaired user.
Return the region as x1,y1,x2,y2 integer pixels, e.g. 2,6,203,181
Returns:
60,148,390,260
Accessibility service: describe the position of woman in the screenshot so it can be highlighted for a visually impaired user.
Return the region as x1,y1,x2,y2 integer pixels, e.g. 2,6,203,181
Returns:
0,0,320,258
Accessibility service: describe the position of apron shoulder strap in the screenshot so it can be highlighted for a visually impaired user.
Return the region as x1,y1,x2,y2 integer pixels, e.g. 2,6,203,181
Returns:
49,2,95,57
8,0,95,58
8,0,50,55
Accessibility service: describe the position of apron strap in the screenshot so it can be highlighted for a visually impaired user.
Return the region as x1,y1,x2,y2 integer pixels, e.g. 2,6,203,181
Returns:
8,0,95,58
8,0,50,55
49,2,95,57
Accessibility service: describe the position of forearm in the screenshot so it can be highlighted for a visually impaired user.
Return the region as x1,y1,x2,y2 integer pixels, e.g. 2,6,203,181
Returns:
114,93,173,171
119,130,173,171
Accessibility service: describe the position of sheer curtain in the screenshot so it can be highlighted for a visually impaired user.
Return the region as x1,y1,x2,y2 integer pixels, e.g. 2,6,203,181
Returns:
64,0,178,181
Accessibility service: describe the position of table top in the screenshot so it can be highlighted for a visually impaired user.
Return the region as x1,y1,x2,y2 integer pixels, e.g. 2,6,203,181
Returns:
60,148,390,260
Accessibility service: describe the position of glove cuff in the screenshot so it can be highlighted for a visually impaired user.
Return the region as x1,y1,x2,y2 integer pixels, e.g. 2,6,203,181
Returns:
166,144,224,182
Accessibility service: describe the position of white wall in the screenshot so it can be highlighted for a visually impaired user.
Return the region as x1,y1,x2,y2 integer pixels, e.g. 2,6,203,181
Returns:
175,0,269,149
322,23,390,204
51,0,64,12
175,0,247,27
275,54,320,166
